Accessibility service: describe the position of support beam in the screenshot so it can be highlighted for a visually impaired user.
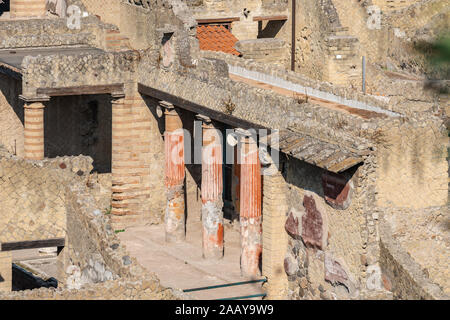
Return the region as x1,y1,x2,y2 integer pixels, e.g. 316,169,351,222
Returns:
163,101,186,243
238,130,262,278
198,115,224,259
0,238,65,251
24,102,45,160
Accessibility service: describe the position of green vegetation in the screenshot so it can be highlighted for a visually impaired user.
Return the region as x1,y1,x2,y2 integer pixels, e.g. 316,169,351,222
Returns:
414,32,450,94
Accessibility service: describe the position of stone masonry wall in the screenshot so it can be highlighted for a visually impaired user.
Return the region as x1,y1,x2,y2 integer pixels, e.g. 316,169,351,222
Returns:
0,74,23,157
282,156,371,300
0,166,179,299
235,38,290,69
376,119,448,209
0,148,93,243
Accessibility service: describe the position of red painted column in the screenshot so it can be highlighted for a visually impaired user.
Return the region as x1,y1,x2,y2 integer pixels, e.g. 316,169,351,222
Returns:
162,101,186,243
238,130,262,278
198,115,224,259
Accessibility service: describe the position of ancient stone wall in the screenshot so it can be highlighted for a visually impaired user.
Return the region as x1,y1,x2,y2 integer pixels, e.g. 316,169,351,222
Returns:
0,17,104,49
21,51,139,97
379,216,448,299
376,119,448,209
235,38,290,69
0,150,179,299
372,0,422,12
282,156,371,299
0,149,94,243
0,74,23,157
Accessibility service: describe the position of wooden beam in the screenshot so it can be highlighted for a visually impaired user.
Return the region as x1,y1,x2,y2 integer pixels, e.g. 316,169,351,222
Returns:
253,15,288,22
197,17,240,24
1,238,65,251
138,83,267,130
36,84,124,97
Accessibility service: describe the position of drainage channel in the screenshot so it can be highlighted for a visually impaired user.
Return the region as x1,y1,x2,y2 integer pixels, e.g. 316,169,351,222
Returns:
183,278,267,300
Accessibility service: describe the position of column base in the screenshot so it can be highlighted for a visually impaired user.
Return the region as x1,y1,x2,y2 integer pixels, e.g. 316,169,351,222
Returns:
240,216,262,278
165,184,186,243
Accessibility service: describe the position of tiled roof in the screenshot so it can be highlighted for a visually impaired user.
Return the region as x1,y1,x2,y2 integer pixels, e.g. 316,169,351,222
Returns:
196,25,241,56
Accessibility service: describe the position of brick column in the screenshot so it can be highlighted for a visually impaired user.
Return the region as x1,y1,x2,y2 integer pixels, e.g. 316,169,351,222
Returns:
238,130,262,277
111,94,137,217
262,158,289,299
24,102,45,160
0,252,12,292
10,0,47,18
163,101,186,243
198,115,224,259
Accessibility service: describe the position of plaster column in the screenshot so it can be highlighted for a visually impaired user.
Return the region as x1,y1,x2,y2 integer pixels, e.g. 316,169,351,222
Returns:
24,102,45,160
238,130,262,278
163,101,186,243
198,115,224,259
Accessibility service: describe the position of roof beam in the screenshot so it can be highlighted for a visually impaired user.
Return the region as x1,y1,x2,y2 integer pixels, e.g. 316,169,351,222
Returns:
138,83,267,130
36,83,125,97
253,15,288,21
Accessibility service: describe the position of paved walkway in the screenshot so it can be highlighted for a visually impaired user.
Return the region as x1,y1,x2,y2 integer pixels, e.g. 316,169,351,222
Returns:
118,220,265,300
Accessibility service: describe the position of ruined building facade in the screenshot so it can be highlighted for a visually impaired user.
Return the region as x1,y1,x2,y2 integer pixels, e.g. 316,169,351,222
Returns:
0,0,448,299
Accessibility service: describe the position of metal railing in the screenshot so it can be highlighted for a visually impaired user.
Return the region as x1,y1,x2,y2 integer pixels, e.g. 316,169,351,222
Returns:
183,278,267,300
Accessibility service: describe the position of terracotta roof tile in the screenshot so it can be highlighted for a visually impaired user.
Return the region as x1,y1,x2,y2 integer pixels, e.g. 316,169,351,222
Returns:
196,25,241,56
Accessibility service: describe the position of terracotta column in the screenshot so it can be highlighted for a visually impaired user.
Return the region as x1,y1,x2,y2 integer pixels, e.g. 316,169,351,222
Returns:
162,101,186,243
198,115,224,259
238,129,262,277
24,102,45,160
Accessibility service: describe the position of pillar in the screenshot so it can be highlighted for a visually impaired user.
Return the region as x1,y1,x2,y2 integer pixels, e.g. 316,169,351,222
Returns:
261,158,289,299
198,115,224,259
163,101,186,243
111,95,135,217
10,0,47,18
238,130,262,278
24,102,45,160
0,252,12,292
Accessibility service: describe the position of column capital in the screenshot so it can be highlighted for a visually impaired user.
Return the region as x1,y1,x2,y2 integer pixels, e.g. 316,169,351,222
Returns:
159,100,174,110
111,91,125,99
195,114,211,123
19,94,50,104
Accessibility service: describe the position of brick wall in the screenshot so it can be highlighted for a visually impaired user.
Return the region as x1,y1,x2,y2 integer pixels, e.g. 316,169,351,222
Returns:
110,85,165,228
10,0,47,18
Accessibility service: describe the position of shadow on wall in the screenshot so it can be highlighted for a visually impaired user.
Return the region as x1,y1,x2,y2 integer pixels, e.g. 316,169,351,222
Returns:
44,94,112,173
0,0,10,15
257,20,286,39
0,74,23,156
281,154,359,208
